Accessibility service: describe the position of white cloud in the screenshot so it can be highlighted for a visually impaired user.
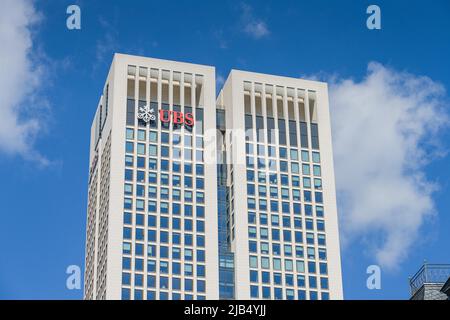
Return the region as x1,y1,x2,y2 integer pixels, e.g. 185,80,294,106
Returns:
244,21,269,39
93,16,118,72
213,29,228,49
329,62,448,270
240,3,270,39
0,0,48,165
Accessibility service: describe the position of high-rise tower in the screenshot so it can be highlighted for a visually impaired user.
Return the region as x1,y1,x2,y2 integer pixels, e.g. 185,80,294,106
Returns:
216,71,343,299
84,54,343,300
84,54,218,300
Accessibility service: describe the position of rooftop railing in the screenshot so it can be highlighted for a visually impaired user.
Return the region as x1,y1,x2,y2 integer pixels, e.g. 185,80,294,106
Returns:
409,263,450,295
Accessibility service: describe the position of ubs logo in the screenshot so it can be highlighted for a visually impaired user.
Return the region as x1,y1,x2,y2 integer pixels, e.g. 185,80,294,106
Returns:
159,110,194,126
137,104,156,122
137,104,194,126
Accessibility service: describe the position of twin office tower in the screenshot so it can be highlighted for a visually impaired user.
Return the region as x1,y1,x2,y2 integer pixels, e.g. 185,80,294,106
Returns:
84,54,343,300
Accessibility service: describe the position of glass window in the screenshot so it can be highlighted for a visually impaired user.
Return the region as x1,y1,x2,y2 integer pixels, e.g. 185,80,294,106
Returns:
123,227,132,240
249,256,258,268
296,260,305,273
124,184,133,195
308,261,316,273
307,247,316,259
278,119,286,145
301,150,309,162
317,220,325,231
196,191,205,204
184,149,192,161
149,131,157,142
261,242,269,254
316,206,324,217
302,164,310,175
311,123,319,149
286,274,294,286
125,155,133,167
148,159,157,170
248,212,256,224
161,174,169,185
274,287,283,300
160,261,169,274
148,200,157,212
124,198,132,210
134,184,144,197
247,184,255,196
306,233,315,245
126,128,134,140
122,288,130,300
137,130,146,141
318,234,326,246
250,270,258,282
161,146,170,158
148,186,157,198
185,264,193,276
293,203,301,215
136,199,144,211
251,286,259,298
149,145,157,156
249,241,257,253
314,178,322,189
320,263,328,275
312,152,320,163
297,275,306,287
196,164,204,175
304,191,312,202
148,172,157,184
273,244,281,255
197,280,206,293
136,214,144,227
147,259,156,272
261,257,270,269
286,289,295,300
248,226,257,238
123,242,131,254
303,177,311,188
273,258,282,271
262,286,271,299
135,258,143,271
313,165,321,177
147,215,156,227
315,192,323,203
135,156,145,168
262,271,270,283
125,142,134,153
292,176,300,187
173,175,181,187
137,143,145,155
290,149,298,160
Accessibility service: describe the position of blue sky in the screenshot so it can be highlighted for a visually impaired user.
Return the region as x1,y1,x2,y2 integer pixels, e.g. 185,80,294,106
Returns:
0,0,449,299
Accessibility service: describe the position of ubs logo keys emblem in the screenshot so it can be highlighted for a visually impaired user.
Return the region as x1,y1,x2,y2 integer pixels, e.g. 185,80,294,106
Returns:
137,104,156,123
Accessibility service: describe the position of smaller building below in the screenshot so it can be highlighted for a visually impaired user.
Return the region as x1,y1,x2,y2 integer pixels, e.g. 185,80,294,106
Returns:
409,263,450,300
440,276,450,300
